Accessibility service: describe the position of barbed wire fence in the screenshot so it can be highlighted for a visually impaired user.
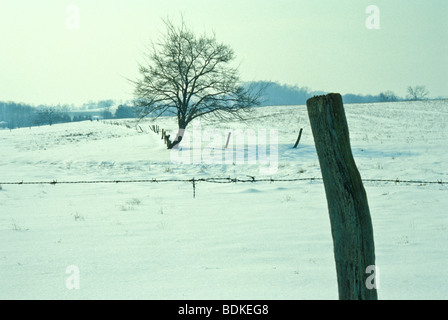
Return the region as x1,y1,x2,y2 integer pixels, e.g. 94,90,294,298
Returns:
1,176,446,198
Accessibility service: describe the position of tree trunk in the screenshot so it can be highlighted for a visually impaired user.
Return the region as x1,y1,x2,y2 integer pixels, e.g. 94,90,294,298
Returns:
168,126,186,150
306,93,378,300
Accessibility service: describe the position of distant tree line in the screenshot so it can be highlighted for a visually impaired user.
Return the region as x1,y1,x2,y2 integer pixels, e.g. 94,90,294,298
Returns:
248,82,434,106
0,84,436,130
115,105,137,119
0,102,35,129
0,101,138,130
248,81,318,106
0,103,77,129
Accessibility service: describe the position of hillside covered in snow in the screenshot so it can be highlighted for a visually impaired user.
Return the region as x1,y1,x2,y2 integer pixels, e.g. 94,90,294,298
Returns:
1,100,447,299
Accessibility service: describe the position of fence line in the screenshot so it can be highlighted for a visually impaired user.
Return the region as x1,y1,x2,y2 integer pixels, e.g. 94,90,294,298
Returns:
1,177,446,186
1,177,446,198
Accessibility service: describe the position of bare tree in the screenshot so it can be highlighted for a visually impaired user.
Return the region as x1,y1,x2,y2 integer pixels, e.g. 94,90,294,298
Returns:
379,90,399,102
407,85,429,101
34,106,70,126
132,19,262,148
35,107,58,126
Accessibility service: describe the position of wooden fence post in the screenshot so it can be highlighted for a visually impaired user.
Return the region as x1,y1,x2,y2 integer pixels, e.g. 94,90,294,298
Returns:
225,132,232,149
293,128,303,148
306,93,378,300
165,134,171,147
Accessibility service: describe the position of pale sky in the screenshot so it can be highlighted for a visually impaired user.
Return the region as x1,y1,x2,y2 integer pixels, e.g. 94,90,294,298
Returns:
1,0,447,105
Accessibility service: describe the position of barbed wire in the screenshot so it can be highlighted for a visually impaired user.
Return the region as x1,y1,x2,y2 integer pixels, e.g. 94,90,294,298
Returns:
1,177,446,186
1,177,446,198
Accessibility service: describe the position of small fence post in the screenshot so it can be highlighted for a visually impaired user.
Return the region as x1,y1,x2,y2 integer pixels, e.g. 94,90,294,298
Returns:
225,132,232,149
306,93,377,300
165,135,171,148
293,128,303,148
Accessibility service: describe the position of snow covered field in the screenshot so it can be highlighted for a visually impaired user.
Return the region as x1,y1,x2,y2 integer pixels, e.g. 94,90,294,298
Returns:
1,100,447,299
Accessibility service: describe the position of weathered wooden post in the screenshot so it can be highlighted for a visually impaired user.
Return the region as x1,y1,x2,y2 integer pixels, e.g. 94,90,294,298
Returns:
306,93,378,300
293,128,303,149
225,132,232,149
